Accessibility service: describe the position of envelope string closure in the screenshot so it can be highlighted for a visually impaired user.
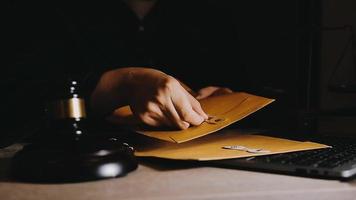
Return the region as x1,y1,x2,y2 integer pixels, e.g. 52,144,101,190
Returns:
204,115,225,124
222,145,271,154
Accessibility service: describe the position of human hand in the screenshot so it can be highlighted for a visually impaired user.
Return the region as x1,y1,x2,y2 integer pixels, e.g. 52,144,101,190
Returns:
128,68,208,129
91,67,208,129
195,86,233,100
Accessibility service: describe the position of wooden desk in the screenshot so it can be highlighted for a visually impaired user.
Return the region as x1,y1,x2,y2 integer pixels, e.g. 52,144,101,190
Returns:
1,145,356,200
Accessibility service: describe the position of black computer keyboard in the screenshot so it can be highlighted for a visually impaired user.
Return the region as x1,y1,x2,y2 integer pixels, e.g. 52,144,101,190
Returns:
256,136,356,169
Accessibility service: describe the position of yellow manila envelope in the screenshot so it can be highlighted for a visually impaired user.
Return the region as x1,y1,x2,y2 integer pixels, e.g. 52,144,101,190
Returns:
109,92,275,143
133,129,330,161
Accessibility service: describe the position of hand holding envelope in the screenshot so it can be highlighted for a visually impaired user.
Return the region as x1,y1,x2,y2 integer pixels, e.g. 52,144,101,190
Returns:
110,92,275,143
109,92,329,161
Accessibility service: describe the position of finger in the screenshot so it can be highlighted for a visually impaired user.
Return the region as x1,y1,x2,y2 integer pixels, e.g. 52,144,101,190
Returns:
211,87,233,96
150,106,174,127
148,114,173,127
196,86,233,99
165,98,190,129
195,86,220,100
139,113,163,127
171,92,205,126
143,102,174,127
185,91,208,120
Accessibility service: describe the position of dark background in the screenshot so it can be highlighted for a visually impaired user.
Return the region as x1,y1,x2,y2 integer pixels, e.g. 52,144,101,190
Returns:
2,0,356,146
229,0,321,133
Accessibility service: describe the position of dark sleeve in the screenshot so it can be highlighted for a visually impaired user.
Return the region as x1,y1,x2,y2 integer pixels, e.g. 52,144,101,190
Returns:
158,0,251,92
204,1,251,92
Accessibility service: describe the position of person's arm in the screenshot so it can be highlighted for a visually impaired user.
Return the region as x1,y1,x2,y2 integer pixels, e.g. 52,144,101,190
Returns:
90,67,208,130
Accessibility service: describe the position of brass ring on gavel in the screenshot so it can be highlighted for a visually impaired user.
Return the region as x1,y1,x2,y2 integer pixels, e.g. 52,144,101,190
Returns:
48,98,87,119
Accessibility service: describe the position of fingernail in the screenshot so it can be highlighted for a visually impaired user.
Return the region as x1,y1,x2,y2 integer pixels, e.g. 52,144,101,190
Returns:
181,121,190,129
202,112,209,120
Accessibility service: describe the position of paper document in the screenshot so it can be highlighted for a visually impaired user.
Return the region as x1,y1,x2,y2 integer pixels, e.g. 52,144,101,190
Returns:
133,129,330,161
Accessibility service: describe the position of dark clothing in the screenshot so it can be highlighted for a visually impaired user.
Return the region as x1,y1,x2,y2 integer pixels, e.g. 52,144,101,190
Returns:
2,1,248,147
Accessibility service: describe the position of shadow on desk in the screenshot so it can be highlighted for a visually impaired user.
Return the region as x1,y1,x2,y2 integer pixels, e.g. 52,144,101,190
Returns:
0,144,23,182
139,157,204,171
0,157,11,181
